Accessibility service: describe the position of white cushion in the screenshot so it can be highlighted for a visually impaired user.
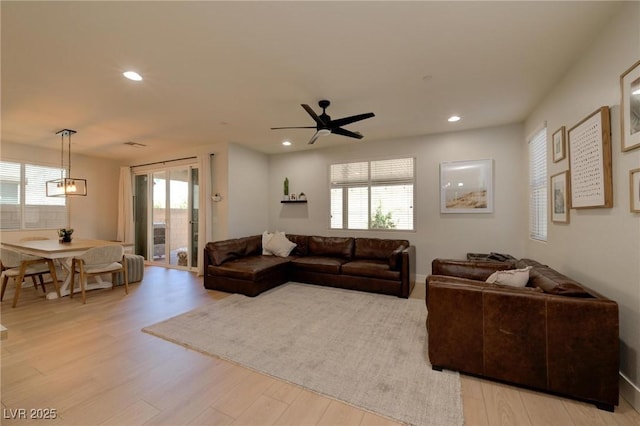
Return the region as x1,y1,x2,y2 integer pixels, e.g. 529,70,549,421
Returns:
486,266,532,288
264,232,297,257
262,231,285,255
3,263,51,277
82,262,123,274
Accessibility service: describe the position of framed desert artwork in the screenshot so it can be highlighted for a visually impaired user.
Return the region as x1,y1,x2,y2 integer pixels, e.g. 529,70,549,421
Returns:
631,168,640,213
440,159,493,213
620,59,640,152
550,171,570,223
552,126,566,162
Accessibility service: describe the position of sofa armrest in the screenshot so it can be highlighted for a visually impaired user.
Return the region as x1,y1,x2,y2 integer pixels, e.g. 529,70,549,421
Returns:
427,279,485,374
431,258,514,281
204,243,216,271
545,297,619,406
399,245,416,298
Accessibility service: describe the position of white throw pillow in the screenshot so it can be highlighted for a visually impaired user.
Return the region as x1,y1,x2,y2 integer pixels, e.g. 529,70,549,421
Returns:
265,232,297,257
262,231,275,255
486,266,532,288
262,231,286,255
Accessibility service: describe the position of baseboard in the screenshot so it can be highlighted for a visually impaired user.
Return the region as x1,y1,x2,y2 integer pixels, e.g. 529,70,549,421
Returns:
620,373,640,413
416,273,427,285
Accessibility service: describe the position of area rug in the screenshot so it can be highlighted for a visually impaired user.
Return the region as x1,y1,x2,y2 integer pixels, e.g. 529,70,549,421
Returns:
142,283,463,426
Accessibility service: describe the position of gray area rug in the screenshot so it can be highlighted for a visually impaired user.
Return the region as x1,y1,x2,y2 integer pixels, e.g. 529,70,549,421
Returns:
142,283,463,426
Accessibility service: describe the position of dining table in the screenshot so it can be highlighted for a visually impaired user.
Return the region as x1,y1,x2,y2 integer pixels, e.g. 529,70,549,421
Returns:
2,239,132,299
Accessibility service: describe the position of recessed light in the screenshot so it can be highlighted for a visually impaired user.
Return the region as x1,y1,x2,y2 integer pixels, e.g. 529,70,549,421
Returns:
632,88,640,95
282,141,292,146
448,115,461,122
123,71,143,81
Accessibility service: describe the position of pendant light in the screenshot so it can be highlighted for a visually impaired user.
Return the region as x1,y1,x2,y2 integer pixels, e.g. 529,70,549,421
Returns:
45,129,87,197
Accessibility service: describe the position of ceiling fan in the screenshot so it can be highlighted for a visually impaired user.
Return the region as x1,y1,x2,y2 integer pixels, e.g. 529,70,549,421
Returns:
271,100,375,144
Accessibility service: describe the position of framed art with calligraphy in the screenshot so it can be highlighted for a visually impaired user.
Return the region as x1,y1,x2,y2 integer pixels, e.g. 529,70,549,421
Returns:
550,171,570,223
568,106,612,209
620,59,640,152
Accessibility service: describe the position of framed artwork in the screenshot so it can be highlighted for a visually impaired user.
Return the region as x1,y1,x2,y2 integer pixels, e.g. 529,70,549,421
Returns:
440,159,493,213
550,171,570,223
552,126,566,162
568,106,613,209
630,168,640,213
620,59,640,152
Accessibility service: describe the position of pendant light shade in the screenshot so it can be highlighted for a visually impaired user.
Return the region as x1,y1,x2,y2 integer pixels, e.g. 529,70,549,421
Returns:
46,129,87,197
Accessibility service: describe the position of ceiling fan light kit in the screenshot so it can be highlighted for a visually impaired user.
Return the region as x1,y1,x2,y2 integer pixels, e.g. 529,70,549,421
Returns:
271,99,375,145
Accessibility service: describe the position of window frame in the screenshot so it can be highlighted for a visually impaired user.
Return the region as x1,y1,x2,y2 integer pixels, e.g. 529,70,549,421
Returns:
0,158,69,231
329,157,416,232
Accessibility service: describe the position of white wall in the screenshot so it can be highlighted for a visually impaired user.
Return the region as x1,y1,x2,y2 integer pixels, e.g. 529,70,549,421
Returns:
227,143,269,238
0,142,121,243
268,122,527,278
524,1,640,408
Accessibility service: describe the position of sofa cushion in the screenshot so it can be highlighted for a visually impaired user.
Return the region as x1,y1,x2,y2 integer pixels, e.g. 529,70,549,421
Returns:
265,232,297,257
486,266,532,288
290,256,348,274
207,255,290,281
354,238,409,260
207,236,255,266
308,236,354,259
431,259,515,281
342,260,401,280
529,266,593,298
286,234,309,256
354,238,409,271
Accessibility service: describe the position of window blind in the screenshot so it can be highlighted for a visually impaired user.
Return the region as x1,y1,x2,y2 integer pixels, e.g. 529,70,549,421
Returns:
330,158,415,231
0,160,67,230
528,128,547,241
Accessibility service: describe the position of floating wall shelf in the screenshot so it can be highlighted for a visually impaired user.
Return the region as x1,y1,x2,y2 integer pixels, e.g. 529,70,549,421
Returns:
281,200,308,204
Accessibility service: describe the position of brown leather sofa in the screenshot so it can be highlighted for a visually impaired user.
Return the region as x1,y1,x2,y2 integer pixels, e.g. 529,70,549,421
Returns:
426,258,619,411
204,234,415,298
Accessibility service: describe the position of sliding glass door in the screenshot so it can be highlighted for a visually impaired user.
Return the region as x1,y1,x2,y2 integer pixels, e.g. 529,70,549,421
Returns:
134,163,199,269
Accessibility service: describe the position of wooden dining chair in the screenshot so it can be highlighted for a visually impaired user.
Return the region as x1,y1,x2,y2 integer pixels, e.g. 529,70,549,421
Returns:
18,236,53,292
0,247,60,308
70,245,128,304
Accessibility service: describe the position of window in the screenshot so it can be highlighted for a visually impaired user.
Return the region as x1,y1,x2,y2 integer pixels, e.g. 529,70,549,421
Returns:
528,127,547,241
330,158,415,231
0,160,68,230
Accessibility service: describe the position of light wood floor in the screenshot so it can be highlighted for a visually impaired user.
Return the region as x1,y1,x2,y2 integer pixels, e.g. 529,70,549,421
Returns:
1,267,638,426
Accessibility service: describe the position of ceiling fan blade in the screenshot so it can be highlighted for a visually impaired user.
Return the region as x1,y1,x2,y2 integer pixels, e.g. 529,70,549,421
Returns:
271,126,317,130
329,112,375,128
301,104,327,126
332,127,364,139
308,131,322,145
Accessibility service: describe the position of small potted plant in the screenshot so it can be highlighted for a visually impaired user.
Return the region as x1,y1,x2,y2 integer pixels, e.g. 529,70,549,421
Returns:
283,177,290,201
58,228,74,243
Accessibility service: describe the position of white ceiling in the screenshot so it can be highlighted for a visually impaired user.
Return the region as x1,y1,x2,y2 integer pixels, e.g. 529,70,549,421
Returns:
1,1,623,161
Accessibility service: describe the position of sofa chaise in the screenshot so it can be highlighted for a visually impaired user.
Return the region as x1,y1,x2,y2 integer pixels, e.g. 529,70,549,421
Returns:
426,258,619,411
204,234,415,298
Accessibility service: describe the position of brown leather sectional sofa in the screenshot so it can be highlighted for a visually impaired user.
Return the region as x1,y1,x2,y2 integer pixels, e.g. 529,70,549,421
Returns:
204,234,416,298
426,258,619,411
